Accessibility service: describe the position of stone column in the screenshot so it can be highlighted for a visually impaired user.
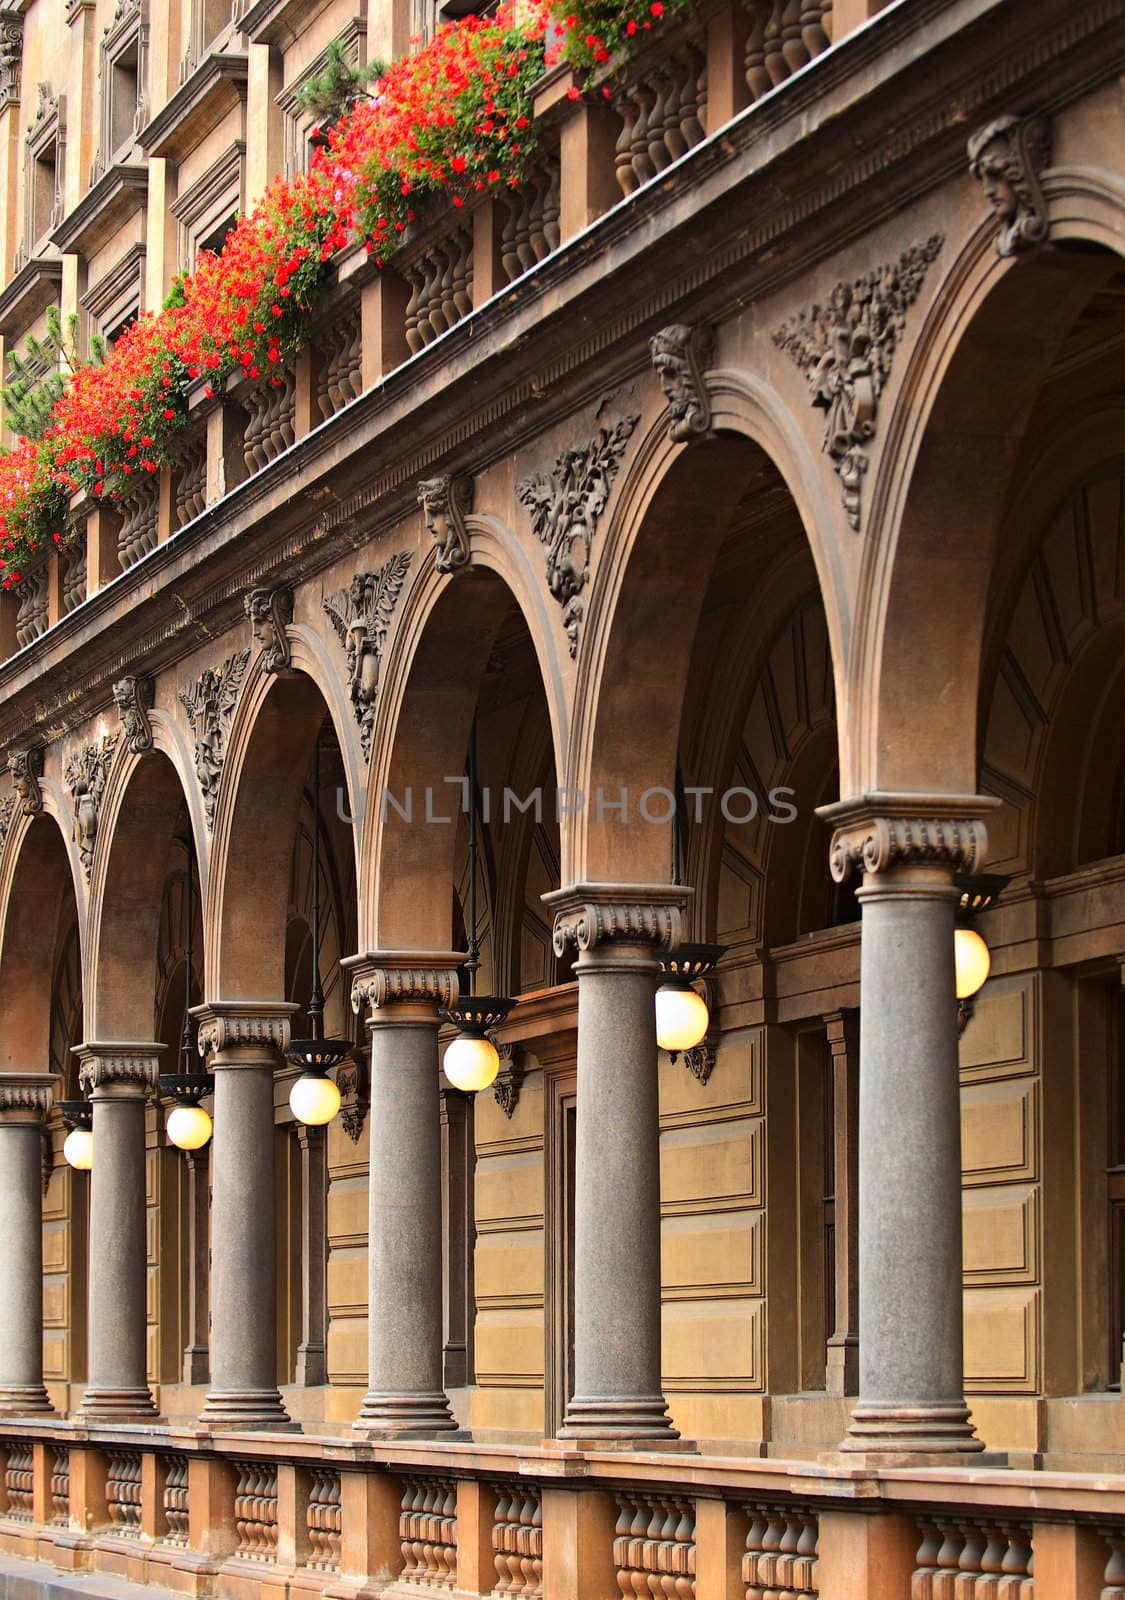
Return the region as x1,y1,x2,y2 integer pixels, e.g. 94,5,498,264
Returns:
0,1074,57,1413
349,955,461,1437
820,797,996,1460
194,1002,297,1429
545,885,687,1444
77,1044,162,1419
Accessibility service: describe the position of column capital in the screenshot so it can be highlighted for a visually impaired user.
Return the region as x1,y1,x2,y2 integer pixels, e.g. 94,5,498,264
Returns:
0,1072,58,1122
345,952,462,1017
544,883,691,956
75,1042,164,1095
816,793,1000,884
192,1001,298,1057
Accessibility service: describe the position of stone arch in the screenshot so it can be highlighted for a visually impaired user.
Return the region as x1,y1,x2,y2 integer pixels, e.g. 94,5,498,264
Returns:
0,806,84,1071
207,659,352,1001
568,374,848,886
84,742,203,1041
979,445,1125,879
360,530,566,955
850,168,1125,799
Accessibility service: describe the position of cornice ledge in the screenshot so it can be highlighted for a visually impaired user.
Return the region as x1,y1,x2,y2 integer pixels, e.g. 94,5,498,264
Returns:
345,951,464,1015
544,882,691,955
0,256,63,339
50,163,148,256
138,51,249,158
191,1000,299,1056
817,792,1002,883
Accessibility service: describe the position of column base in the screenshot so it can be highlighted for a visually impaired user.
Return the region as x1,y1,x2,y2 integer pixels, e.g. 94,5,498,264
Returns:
78,1386,159,1421
353,1390,462,1438
0,1384,54,1415
838,1400,985,1461
198,1388,297,1430
558,1394,682,1445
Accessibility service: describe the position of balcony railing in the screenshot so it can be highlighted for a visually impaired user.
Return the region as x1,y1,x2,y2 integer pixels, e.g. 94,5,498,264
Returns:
0,1426,1122,1599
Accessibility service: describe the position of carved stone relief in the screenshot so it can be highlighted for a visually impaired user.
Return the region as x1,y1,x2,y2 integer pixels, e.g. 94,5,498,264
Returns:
245,586,294,674
8,748,44,816
113,674,154,753
649,323,715,441
323,553,413,760
178,649,250,828
517,415,639,657
772,236,944,530
64,732,118,880
968,114,1050,257
418,475,473,574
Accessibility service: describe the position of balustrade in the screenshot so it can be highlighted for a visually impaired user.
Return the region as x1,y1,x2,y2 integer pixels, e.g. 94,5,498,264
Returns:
492,1485,543,1598
400,1476,458,1588
62,546,87,614
614,1493,696,1600
174,434,207,528
116,477,160,570
14,566,48,649
743,1503,818,1599
106,1449,143,1536
306,1467,342,1572
233,1461,280,1562
242,375,297,474
162,1455,189,1545
315,319,362,422
3,1444,33,1521
49,1448,68,1525
912,1518,1033,1600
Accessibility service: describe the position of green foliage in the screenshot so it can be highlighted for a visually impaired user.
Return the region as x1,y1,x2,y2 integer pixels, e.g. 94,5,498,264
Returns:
2,306,106,443
295,40,386,127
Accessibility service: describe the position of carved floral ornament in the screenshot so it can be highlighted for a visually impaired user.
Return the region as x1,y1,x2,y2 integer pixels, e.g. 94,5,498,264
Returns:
245,586,294,674
517,414,639,659
418,474,473,574
772,235,944,531
968,113,1050,258
323,552,413,761
0,794,15,857
649,323,715,442
178,649,251,829
64,732,119,881
193,1005,295,1057
113,675,154,754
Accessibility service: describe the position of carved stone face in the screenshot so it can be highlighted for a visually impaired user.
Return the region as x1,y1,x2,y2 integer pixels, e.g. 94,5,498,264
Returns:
977,146,1018,222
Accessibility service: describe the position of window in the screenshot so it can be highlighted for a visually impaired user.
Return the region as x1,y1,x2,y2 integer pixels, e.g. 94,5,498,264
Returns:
170,142,244,274
277,22,367,181
21,87,65,265
93,0,147,181
81,243,145,349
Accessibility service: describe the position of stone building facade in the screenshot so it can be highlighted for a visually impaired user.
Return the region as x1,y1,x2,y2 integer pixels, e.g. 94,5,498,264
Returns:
0,0,1122,1594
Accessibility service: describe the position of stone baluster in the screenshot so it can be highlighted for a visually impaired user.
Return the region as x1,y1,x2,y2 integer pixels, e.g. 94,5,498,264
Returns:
0,1073,57,1413
545,885,688,1444
349,956,461,1435
193,1003,296,1428
76,1043,162,1418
